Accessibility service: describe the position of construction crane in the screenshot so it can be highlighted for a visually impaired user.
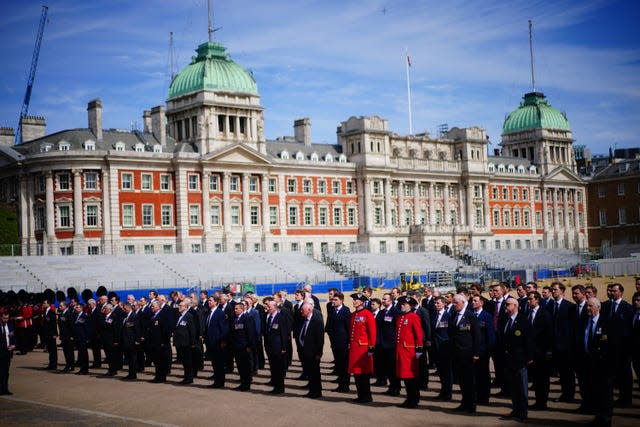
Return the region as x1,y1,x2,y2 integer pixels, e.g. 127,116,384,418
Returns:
15,5,49,145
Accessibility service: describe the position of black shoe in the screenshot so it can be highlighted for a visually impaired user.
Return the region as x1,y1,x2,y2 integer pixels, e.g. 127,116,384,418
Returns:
103,371,116,377
0,391,13,396
397,401,418,409
304,392,322,399
150,378,165,383
233,385,250,392
435,394,452,401
333,386,350,393
373,380,387,387
75,370,89,375
384,389,400,396
352,397,373,404
179,378,193,385
453,404,467,412
614,400,631,408
91,364,102,369
62,367,73,373
296,374,308,380
268,388,285,395
45,366,56,370
529,403,547,410
123,375,137,380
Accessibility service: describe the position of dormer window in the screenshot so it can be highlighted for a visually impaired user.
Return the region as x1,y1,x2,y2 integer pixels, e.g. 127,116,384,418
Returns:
153,144,162,153
281,150,289,160
517,165,525,174
134,143,145,152
40,143,52,152
295,151,305,161
338,154,347,163
324,153,334,162
59,142,70,151
310,152,319,161
115,142,125,151
488,164,495,172
507,164,515,173
529,166,537,174
497,164,505,173
84,140,95,151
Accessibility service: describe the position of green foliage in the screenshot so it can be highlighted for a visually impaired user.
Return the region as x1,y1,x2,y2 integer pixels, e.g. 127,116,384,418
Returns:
0,204,20,255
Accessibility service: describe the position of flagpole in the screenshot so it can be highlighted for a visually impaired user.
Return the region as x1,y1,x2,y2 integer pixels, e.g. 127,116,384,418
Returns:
405,48,413,135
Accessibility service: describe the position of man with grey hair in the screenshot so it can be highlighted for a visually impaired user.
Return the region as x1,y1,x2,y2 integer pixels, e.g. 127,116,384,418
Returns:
298,302,324,398
449,293,480,414
148,301,171,383
100,303,121,377
173,298,197,384
303,283,321,312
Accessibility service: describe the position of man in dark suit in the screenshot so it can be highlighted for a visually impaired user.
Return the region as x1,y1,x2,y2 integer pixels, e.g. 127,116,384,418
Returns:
499,296,534,421
41,300,58,370
292,289,306,372
546,281,576,402
57,301,75,372
299,302,324,398
601,283,633,408
204,295,229,388
471,295,495,404
527,291,553,410
581,298,615,427
120,302,142,380
432,296,452,400
571,284,589,404
229,301,257,391
490,283,510,396
632,291,640,394
325,291,351,392
187,297,205,377
449,294,481,414
220,292,236,373
376,293,400,394
0,312,16,395
87,299,103,369
516,284,528,314
173,299,197,385
133,300,146,372
264,299,291,394
148,301,171,383
100,303,121,376
72,303,90,375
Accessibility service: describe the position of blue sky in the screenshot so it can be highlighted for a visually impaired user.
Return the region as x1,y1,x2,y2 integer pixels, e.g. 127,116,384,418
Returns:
1,0,638,155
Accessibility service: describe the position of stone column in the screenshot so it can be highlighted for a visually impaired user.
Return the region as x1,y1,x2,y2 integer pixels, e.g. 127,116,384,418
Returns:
443,182,450,225
413,181,420,224
242,174,250,239
261,174,270,234
529,185,536,233
278,174,287,235
483,184,490,229
398,180,405,226
363,178,372,232
428,182,436,226
563,189,570,230
552,187,559,229
466,183,474,229
384,178,392,228
27,175,36,254
223,172,231,235
101,170,112,255
174,167,189,253
72,170,84,254
202,171,211,252
45,171,56,254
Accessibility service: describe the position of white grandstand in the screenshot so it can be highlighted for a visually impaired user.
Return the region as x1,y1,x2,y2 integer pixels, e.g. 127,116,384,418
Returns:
326,251,460,277
464,248,583,270
0,252,346,292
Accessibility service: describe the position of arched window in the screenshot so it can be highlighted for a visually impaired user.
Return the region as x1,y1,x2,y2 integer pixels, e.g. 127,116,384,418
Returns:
281,150,289,160
295,151,305,161
338,154,347,163
324,153,334,162
310,152,319,161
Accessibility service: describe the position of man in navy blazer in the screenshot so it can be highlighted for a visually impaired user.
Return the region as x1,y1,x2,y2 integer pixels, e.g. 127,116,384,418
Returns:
264,299,291,394
1,312,16,395
471,295,495,404
72,303,90,375
325,291,351,392
527,291,553,410
204,296,229,388
546,281,576,403
376,293,400,395
299,302,324,398
432,296,452,400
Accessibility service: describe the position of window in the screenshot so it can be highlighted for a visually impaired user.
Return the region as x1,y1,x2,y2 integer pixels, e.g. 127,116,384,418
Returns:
512,188,518,200
475,208,483,226
379,241,386,254
189,205,201,226
210,205,220,225
513,209,520,227
534,189,540,201
188,174,199,191
524,211,530,227
254,243,261,252
269,206,278,225
502,188,508,200
209,175,219,191
372,181,381,195
141,173,152,190
268,178,276,192
599,210,607,226
619,208,626,225
287,178,296,193
398,241,405,253
85,172,97,190
523,188,529,200
84,141,95,150
474,185,481,198
319,207,327,225
332,180,341,194
404,185,413,197
288,206,298,225
558,211,564,227
250,206,259,225
303,179,311,193
35,206,45,230
134,143,144,152
144,245,154,254
598,185,605,198
503,209,510,226
346,181,354,194
333,207,342,225
87,246,100,255
515,240,521,249
491,187,498,199
115,142,125,151
153,145,162,153
434,209,442,225
249,177,257,192
578,212,584,227
59,142,70,151
163,245,173,254
142,204,153,226
121,173,133,190
161,205,172,226
493,210,500,227
495,240,501,249
304,206,313,225
617,183,625,195
318,180,326,194
404,209,412,225
229,176,239,192
347,207,356,226
291,242,299,252
374,207,382,225
273,243,280,252
311,152,319,162
305,242,314,255
160,174,170,191
86,205,98,227
58,173,70,191
124,245,135,255
122,204,134,227
192,244,202,253
231,206,240,225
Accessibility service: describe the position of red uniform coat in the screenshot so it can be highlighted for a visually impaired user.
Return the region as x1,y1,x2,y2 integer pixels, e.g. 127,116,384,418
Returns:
348,308,376,374
15,305,33,329
395,311,424,379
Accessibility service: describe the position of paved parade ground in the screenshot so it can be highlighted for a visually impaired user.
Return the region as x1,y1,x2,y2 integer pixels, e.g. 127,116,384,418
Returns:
1,347,638,427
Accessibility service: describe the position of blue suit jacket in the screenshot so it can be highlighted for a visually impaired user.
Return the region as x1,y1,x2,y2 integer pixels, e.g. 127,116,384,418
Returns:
431,310,451,356
205,306,228,347
474,309,496,355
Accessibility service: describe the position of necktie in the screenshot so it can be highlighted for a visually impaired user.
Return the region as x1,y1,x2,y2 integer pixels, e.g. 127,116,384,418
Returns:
633,311,640,326
505,317,513,334
456,312,463,326
268,314,274,327
300,318,309,345
528,310,534,325
206,311,213,327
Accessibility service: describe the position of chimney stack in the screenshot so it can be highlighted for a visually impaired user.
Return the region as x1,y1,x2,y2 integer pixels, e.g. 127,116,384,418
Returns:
0,127,15,147
151,106,166,146
87,98,103,140
143,110,152,133
19,116,46,143
294,117,311,146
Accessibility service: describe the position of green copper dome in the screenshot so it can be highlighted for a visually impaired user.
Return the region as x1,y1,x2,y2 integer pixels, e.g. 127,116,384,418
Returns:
168,41,258,99
502,92,570,134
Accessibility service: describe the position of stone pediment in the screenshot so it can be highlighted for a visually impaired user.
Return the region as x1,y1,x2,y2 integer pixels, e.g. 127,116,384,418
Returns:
544,166,583,184
203,143,272,165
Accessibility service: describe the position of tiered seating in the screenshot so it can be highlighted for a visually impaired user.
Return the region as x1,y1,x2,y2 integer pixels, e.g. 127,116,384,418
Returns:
329,251,459,276
464,248,582,270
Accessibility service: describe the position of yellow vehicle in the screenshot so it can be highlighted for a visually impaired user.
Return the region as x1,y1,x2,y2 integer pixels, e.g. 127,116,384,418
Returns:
400,272,423,292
